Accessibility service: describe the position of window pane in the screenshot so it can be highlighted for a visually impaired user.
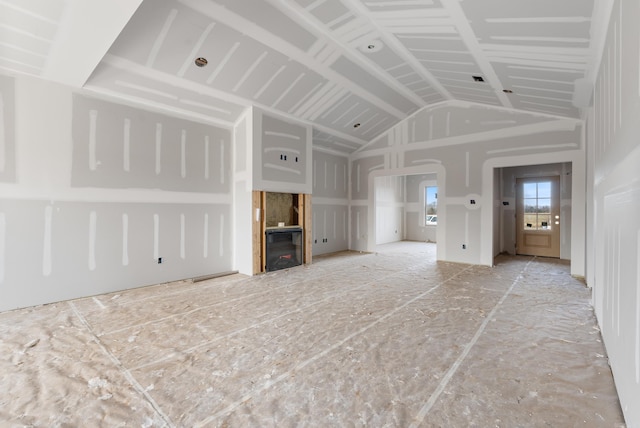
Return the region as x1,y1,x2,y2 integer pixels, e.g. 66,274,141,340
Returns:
523,183,537,199
426,186,437,215
538,182,551,198
524,214,536,229
425,186,438,225
537,198,551,213
538,214,551,230
524,199,537,213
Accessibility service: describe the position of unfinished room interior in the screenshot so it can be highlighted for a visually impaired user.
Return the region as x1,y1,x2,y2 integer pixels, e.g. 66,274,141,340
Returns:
0,0,638,426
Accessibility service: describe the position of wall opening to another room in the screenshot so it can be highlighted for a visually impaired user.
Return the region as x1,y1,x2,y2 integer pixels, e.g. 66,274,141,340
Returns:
495,162,573,260
369,166,444,259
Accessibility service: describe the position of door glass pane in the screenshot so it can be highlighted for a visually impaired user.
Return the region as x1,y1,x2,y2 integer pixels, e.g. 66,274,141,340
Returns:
537,198,551,213
524,213,536,229
523,183,537,199
539,214,551,230
537,182,551,198
524,199,537,213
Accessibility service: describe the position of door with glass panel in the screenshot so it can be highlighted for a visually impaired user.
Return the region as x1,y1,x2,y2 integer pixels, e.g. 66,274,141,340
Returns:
516,176,560,258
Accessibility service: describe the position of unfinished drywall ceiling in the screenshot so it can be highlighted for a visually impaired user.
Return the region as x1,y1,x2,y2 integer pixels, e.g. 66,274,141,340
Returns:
1,0,604,153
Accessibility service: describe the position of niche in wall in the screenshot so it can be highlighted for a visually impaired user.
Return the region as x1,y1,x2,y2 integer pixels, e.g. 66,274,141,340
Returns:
265,192,299,227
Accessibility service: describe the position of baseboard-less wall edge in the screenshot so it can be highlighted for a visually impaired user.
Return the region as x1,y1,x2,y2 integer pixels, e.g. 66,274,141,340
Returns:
191,271,240,283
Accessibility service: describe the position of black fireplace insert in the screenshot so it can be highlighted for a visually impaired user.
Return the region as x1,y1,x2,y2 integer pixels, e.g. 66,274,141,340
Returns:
265,227,303,272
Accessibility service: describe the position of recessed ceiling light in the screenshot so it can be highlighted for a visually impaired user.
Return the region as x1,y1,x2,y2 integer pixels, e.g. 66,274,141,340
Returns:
472,75,485,82
195,57,208,67
503,89,513,93
353,123,361,128
359,40,383,53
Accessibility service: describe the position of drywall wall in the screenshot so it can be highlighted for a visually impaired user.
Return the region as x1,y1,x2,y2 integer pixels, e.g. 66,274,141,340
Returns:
587,0,640,424
351,101,586,274
232,109,253,276
0,74,15,183
499,163,572,259
405,174,437,243
492,168,500,258
374,175,404,245
252,107,312,194
311,149,348,256
0,73,233,312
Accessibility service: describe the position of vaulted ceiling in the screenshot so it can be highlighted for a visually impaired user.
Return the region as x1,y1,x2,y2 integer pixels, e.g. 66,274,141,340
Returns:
0,0,609,154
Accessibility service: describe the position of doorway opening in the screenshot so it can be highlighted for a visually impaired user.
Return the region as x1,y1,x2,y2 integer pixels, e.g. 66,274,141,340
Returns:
496,162,572,260
372,173,439,250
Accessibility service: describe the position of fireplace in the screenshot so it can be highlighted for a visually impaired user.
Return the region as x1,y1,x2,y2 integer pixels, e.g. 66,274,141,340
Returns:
265,227,303,272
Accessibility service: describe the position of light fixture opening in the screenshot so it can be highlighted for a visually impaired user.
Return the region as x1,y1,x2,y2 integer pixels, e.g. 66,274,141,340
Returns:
359,40,383,53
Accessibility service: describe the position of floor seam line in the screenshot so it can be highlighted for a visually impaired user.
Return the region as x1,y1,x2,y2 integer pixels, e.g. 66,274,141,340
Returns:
131,258,451,371
409,258,535,427
96,258,382,335
194,263,476,427
67,301,176,428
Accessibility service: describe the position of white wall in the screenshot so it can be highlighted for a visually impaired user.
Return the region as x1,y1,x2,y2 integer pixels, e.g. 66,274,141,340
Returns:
0,73,233,311
252,107,312,195
587,0,640,424
232,109,253,275
351,102,586,274
311,149,349,256
374,175,404,245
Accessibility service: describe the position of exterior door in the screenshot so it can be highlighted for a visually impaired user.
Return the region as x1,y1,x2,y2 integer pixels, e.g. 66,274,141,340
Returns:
516,176,560,258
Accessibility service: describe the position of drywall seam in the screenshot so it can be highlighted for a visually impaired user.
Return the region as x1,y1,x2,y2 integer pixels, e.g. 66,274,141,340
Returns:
351,119,578,160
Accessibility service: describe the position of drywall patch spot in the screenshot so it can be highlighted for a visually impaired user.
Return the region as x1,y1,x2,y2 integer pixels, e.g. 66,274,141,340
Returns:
89,211,97,271
43,206,53,276
122,214,129,266
0,212,5,283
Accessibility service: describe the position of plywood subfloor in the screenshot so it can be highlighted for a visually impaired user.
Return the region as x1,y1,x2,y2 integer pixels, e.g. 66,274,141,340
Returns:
0,242,625,427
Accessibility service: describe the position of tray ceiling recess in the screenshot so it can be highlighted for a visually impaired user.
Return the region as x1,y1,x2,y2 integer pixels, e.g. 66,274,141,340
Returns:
0,0,607,154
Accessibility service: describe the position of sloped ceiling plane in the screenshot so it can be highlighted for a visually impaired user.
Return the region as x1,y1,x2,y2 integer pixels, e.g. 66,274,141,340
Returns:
0,0,607,154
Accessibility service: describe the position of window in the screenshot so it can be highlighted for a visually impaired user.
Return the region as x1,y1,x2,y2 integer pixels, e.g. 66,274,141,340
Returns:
523,181,551,230
425,186,437,225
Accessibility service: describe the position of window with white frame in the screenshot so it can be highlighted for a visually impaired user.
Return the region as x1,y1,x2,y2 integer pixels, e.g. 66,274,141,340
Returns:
425,186,437,225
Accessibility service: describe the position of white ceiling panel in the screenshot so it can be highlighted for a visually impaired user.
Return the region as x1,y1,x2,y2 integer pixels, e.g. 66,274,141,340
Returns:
3,0,608,153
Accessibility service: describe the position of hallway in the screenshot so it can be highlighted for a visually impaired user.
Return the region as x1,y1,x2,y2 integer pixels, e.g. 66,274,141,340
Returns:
0,242,624,426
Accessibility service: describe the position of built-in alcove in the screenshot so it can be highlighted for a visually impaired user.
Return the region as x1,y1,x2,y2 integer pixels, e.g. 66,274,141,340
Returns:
252,191,312,274
265,192,299,227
